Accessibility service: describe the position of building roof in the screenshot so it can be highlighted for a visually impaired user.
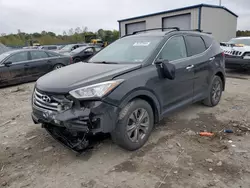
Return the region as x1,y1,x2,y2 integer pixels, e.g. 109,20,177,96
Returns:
118,4,238,22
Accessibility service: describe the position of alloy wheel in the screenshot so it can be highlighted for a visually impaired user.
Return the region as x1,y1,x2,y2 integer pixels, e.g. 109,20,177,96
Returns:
127,108,150,143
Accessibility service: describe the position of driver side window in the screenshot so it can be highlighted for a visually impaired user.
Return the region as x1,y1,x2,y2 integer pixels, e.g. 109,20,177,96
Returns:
6,52,29,63
158,36,187,62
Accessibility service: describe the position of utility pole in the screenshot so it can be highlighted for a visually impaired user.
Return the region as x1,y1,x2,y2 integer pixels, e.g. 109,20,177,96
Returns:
219,0,222,6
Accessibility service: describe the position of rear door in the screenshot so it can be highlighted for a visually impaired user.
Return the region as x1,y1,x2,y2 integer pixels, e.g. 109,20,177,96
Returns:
184,35,211,101
28,50,51,78
2,51,30,84
155,35,194,113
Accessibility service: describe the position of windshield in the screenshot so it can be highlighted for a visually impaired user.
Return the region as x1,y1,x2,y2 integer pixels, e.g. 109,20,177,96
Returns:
228,38,250,46
89,36,162,63
60,44,74,51
0,52,10,62
71,46,87,53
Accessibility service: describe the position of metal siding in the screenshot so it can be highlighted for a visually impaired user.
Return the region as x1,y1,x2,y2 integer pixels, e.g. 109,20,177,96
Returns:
120,8,199,37
201,7,237,42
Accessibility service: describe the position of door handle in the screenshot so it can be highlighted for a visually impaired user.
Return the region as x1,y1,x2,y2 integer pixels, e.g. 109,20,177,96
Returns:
186,65,194,70
209,57,215,61
24,64,29,67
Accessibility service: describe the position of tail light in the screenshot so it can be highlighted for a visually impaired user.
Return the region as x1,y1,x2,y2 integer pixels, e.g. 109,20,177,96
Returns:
70,56,73,64
222,52,225,57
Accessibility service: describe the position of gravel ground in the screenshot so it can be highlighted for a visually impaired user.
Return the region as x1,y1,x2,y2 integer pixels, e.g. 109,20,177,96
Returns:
1,70,250,188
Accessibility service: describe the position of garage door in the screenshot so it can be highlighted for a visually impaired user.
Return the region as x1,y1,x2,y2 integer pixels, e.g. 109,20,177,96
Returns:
126,21,146,35
163,14,191,30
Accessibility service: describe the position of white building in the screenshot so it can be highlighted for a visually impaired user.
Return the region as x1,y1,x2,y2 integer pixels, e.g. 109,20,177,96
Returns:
118,4,238,42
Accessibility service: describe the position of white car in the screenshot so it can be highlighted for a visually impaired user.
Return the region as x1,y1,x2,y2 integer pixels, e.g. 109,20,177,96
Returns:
220,37,250,69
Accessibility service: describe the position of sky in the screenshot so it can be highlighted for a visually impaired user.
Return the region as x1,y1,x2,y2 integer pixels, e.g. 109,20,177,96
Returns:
0,0,249,34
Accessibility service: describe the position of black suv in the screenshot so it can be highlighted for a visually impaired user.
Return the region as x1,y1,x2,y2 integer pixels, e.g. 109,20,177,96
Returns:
31,28,225,152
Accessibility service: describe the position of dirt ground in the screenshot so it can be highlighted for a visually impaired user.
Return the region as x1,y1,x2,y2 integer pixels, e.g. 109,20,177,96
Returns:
1,70,250,188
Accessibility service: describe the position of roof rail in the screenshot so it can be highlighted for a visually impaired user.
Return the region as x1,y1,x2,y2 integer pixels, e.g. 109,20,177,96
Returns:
180,29,203,32
179,29,212,34
132,27,180,35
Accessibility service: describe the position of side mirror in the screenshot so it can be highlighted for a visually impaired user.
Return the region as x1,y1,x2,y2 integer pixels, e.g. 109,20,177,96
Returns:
3,61,12,67
155,60,175,80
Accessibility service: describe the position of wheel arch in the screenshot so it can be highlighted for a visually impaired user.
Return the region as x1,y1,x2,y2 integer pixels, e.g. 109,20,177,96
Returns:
119,90,161,124
215,71,225,90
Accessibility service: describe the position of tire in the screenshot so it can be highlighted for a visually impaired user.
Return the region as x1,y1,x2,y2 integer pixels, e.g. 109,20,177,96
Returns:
111,99,154,151
203,75,223,107
73,58,81,63
53,64,64,70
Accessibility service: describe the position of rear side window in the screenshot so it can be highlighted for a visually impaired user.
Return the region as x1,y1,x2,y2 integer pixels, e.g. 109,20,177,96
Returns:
185,36,206,56
202,35,213,48
30,51,48,60
158,36,187,61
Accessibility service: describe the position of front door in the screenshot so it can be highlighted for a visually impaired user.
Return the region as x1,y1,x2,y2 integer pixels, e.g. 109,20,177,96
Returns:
81,47,94,61
0,64,11,87
2,51,30,84
155,35,194,114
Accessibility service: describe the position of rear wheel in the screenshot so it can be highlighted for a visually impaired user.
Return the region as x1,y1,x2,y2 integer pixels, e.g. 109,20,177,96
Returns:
203,75,223,107
73,57,81,63
111,99,154,151
53,64,64,70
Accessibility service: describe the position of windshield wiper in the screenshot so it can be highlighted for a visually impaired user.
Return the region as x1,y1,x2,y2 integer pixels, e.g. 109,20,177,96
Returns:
92,61,118,64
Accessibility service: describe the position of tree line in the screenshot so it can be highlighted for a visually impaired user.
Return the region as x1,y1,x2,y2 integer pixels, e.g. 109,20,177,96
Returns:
236,30,250,37
1,29,249,47
0,27,119,47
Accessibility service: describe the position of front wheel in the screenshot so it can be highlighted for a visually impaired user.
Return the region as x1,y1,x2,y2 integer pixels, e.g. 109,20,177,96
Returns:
111,99,154,151
53,64,64,70
203,75,223,107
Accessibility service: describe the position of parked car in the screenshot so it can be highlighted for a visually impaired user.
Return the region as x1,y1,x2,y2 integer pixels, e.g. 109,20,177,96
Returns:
65,46,102,63
0,49,72,87
57,45,65,50
31,28,225,152
220,37,250,69
39,45,58,51
56,44,87,54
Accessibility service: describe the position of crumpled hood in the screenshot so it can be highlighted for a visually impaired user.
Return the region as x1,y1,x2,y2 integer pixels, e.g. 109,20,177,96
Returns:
36,62,141,93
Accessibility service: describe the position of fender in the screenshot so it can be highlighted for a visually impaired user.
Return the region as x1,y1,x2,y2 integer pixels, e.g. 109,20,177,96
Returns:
118,88,161,123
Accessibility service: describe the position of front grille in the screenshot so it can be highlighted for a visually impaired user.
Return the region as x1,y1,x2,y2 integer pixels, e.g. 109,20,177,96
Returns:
33,90,59,111
224,50,243,57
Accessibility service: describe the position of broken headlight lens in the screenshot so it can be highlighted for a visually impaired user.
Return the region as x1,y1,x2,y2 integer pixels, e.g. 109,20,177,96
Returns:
69,79,124,99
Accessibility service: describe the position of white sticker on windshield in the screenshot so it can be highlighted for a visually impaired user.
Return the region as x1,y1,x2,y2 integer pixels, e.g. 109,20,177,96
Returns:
133,42,151,46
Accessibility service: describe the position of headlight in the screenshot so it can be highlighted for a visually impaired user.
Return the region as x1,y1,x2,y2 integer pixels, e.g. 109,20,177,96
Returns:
69,79,124,99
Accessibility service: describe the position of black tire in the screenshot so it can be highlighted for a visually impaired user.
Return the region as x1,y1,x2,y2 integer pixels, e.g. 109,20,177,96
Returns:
203,75,223,107
73,58,81,63
111,99,154,151
53,64,64,70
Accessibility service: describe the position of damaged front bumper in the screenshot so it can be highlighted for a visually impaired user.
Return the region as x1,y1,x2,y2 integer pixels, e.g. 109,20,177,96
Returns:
32,100,119,134
31,89,119,152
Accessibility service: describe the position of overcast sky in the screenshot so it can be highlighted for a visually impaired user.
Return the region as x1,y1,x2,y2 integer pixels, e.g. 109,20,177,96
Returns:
0,0,249,34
